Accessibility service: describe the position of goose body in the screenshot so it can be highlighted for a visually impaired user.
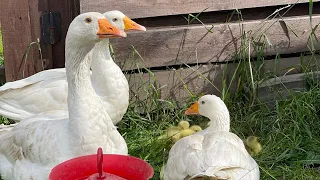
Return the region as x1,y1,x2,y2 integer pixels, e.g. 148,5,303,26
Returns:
164,95,260,180
0,12,128,180
0,11,146,124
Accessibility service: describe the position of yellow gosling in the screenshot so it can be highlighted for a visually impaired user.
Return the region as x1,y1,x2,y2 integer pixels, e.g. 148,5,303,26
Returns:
180,129,196,138
190,125,202,132
243,136,263,156
178,120,190,130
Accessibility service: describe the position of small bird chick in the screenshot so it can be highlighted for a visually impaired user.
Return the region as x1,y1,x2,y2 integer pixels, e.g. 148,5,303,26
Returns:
159,121,203,143
179,129,196,138
180,125,203,139
190,125,202,132
167,126,181,142
158,126,180,140
178,120,190,130
243,136,262,156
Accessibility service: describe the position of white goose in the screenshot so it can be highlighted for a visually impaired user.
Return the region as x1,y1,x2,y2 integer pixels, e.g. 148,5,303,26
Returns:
0,12,128,180
164,95,260,180
0,10,145,124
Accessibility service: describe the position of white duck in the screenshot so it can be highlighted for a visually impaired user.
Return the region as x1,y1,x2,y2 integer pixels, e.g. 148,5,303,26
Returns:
164,95,260,180
0,10,146,124
0,12,128,180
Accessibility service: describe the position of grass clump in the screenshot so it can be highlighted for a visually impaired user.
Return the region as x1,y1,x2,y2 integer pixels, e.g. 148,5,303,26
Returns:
231,84,320,179
116,73,320,180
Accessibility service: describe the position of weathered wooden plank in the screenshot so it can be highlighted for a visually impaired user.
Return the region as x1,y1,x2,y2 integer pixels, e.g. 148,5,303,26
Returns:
112,15,320,70
126,55,319,100
132,3,320,28
80,0,318,19
258,71,320,107
0,0,46,81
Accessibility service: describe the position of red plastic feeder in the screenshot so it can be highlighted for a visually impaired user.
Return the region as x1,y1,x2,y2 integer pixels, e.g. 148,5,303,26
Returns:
49,148,154,180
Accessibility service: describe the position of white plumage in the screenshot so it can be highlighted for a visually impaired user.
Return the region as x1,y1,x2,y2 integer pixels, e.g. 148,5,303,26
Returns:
0,12,128,180
0,124,16,137
164,95,260,180
0,10,145,125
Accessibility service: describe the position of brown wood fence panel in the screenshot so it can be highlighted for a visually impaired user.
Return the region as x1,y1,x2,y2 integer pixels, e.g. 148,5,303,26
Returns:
111,15,320,70
0,0,51,82
127,55,319,100
80,0,318,18
0,0,80,81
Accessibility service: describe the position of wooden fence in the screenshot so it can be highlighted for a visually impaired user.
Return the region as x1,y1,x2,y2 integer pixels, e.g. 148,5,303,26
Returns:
82,0,320,100
1,0,320,100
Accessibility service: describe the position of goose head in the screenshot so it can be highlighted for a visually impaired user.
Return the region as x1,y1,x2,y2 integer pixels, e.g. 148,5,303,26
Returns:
67,12,127,44
185,95,230,131
103,10,146,31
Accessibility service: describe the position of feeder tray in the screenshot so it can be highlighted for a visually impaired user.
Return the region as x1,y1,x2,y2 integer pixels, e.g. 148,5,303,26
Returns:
49,148,154,180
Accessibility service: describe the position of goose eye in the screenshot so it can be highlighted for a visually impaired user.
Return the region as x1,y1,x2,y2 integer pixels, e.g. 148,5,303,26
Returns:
201,101,205,104
85,17,92,23
112,18,118,22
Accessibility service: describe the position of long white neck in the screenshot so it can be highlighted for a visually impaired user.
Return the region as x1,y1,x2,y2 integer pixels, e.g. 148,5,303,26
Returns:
91,39,112,66
206,110,230,132
90,39,126,94
65,39,97,104
65,35,120,154
89,39,129,124
90,39,114,91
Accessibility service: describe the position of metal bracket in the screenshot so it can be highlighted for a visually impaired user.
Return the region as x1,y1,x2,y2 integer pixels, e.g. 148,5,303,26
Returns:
40,11,61,44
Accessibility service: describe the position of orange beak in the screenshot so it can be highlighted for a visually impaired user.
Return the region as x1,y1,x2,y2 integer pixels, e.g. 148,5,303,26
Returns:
97,19,127,38
123,16,146,31
185,101,199,115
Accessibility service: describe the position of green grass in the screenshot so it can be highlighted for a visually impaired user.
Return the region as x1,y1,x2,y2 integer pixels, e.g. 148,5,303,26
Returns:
115,74,320,180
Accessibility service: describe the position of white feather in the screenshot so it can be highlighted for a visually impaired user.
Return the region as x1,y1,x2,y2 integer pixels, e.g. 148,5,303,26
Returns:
0,124,16,137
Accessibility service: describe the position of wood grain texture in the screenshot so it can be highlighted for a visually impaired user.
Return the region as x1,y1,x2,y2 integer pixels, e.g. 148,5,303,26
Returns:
111,15,320,70
80,0,318,18
0,0,80,82
0,0,47,81
126,55,319,100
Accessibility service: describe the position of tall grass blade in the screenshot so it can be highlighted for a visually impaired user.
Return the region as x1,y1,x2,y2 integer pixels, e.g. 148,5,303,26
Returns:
309,0,313,25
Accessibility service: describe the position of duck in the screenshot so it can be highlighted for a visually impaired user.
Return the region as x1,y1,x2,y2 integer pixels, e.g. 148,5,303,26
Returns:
0,12,128,180
164,95,260,180
0,10,146,125
243,136,262,156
